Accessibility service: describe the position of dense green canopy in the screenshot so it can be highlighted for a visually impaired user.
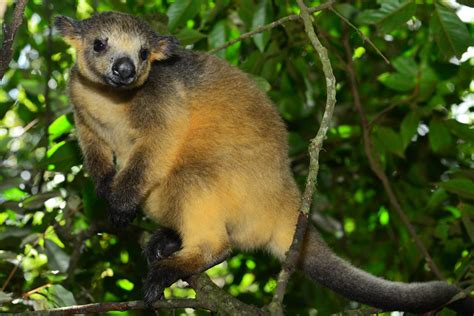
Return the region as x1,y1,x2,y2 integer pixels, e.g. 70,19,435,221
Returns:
0,0,473,314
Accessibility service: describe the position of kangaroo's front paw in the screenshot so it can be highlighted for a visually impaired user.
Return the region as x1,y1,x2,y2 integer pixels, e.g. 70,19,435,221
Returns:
107,207,137,227
107,188,139,213
95,170,115,199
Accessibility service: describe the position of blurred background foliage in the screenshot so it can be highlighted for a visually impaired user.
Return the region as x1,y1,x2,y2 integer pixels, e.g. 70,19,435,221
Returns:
0,0,473,314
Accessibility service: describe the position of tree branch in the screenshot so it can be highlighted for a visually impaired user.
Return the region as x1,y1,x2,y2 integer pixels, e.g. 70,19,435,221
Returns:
188,274,263,315
16,274,262,315
208,1,335,54
0,0,28,79
17,220,260,315
269,0,337,314
341,27,444,280
15,300,205,315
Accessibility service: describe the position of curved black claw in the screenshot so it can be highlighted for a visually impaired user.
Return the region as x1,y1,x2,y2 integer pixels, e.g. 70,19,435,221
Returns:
143,263,184,307
143,228,182,265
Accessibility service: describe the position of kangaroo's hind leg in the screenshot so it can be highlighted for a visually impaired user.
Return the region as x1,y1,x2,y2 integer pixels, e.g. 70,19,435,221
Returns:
142,187,231,306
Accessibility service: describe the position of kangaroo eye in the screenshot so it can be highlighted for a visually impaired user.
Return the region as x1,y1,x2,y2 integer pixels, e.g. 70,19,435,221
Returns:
93,39,106,52
140,48,149,61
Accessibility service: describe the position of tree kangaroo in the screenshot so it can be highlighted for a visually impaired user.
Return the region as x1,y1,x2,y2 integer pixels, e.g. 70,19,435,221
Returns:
55,11,473,314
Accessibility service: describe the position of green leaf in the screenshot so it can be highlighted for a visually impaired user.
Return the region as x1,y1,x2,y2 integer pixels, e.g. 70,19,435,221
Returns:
252,0,271,52
418,64,438,101
48,114,74,141
430,4,473,58
334,4,356,19
288,132,309,157
45,226,65,248
46,285,76,307
42,141,82,172
435,220,450,240
0,102,12,120
428,119,453,153
445,119,474,142
143,13,169,35
374,126,404,157
427,189,449,210
356,0,417,34
21,192,60,210
116,279,134,291
208,20,227,58
0,250,17,260
438,178,474,200
400,112,419,149
1,187,27,202
248,74,271,92
0,228,30,240
392,56,417,77
461,204,474,242
175,28,206,46
21,79,44,95
82,180,105,220
45,240,69,273
167,0,202,32
0,291,12,304
456,0,474,7
378,72,415,92
238,0,256,28
378,206,390,226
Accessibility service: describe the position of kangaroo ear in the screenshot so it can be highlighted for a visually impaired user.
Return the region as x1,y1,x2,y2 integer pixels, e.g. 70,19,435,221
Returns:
55,16,82,46
150,35,179,61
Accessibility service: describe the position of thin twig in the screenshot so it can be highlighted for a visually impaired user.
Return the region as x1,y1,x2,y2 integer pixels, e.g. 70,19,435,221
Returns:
269,0,337,314
22,284,52,298
1,234,39,291
63,223,100,284
341,27,444,280
330,7,390,64
0,0,29,79
36,0,53,192
1,259,21,291
369,78,420,128
208,1,335,53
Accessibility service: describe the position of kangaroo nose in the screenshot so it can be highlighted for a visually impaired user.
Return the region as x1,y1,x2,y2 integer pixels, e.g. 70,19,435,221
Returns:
112,57,136,81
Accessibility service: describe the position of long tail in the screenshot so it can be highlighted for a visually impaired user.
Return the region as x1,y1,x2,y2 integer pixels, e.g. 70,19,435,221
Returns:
298,225,473,314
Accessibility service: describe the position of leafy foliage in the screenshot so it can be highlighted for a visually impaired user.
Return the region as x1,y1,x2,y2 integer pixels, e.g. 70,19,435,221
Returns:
0,0,473,314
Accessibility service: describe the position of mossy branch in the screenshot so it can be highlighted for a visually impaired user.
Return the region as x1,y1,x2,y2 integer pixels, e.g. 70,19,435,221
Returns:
269,0,337,314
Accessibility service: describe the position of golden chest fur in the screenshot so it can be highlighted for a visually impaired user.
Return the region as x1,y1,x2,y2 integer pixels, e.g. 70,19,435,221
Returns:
69,70,138,168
